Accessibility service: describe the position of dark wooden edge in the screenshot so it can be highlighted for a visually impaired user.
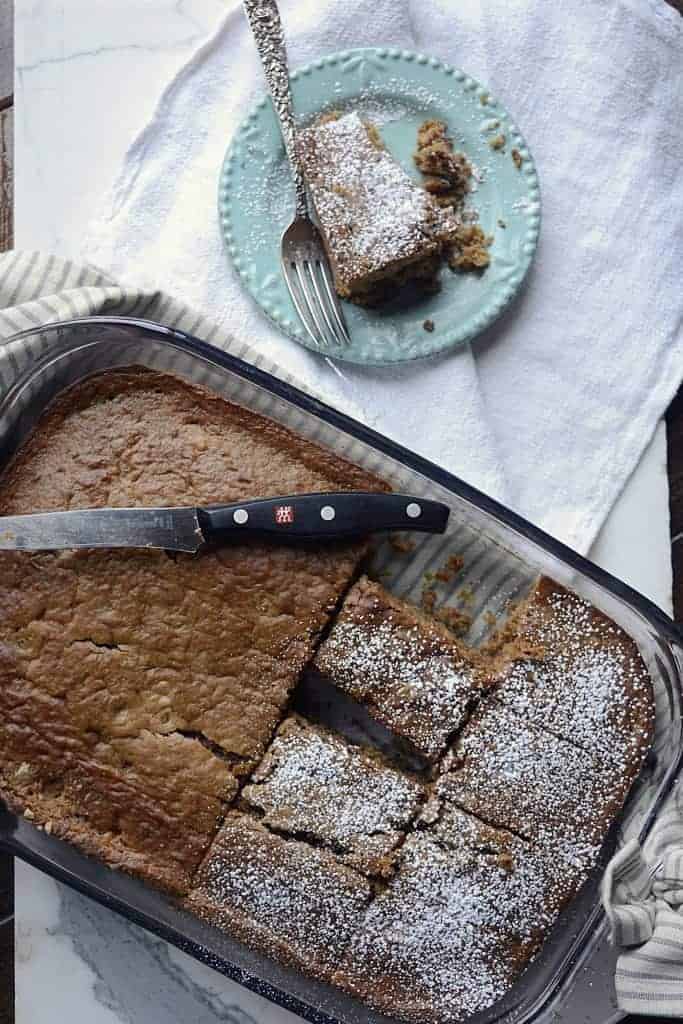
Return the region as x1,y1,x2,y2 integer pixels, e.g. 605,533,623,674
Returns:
0,2,13,1020
0,914,13,1024
667,385,683,623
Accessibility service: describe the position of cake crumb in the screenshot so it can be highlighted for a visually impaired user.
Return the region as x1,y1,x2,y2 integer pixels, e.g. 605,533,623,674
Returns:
365,121,384,150
434,554,464,584
511,148,523,169
423,319,435,333
414,119,490,279
498,218,507,229
44,820,53,835
435,605,472,635
447,554,465,573
448,225,491,272
480,92,490,105
24,809,35,820
423,175,453,196
489,133,506,151
422,587,437,613
389,535,415,555
414,120,472,214
497,851,515,873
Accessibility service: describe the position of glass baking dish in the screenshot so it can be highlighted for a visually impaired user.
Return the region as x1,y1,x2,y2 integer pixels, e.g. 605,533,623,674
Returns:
0,316,681,1024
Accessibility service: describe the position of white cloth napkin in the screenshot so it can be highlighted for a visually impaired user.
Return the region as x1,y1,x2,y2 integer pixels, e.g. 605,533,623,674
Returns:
84,0,683,555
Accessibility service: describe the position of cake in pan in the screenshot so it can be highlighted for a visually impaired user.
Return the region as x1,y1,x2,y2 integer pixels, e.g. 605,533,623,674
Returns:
0,368,382,893
313,576,482,761
241,714,424,877
0,367,654,1022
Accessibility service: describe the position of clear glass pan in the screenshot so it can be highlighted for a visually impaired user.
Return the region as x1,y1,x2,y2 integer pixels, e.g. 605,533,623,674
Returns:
0,317,681,1024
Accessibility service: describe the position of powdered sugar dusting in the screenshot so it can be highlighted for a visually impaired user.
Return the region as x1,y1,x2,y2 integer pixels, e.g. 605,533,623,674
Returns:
188,813,371,976
189,576,654,1023
243,716,423,875
298,112,458,289
316,613,478,759
494,586,653,767
440,701,624,850
335,807,583,1022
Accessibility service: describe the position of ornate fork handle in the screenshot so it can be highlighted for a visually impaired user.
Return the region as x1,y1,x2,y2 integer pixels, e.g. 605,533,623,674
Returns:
243,0,308,219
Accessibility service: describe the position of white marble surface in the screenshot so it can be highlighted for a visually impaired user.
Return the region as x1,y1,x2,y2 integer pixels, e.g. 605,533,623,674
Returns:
13,1,673,1022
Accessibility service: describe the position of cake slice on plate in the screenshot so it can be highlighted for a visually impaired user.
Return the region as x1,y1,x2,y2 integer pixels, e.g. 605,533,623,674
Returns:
298,111,459,305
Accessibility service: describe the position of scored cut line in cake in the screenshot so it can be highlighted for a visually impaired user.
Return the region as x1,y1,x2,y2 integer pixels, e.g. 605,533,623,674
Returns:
242,714,425,877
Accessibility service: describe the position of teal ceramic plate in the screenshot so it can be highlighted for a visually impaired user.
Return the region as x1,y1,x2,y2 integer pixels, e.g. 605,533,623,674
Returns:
219,47,541,366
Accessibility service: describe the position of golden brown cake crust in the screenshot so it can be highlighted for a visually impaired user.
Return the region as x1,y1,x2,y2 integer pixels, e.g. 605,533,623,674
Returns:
0,368,381,512
0,368,384,892
0,687,236,893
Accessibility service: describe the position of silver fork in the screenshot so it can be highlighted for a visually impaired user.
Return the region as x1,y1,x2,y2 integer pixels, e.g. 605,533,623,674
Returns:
243,0,351,349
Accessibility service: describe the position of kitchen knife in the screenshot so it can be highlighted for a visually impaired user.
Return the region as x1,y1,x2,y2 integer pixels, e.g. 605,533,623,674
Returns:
0,492,450,553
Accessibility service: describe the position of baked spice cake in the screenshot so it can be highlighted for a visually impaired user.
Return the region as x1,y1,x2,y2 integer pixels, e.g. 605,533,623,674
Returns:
0,366,657,1021
241,715,424,877
333,804,584,1024
298,111,460,306
1,683,236,894
486,578,654,769
313,577,483,761
435,700,627,860
0,368,383,891
186,812,372,980
418,795,587,924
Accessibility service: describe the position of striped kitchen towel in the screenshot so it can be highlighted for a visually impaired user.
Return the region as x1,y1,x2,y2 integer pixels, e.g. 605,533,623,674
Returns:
0,250,329,401
602,778,683,1016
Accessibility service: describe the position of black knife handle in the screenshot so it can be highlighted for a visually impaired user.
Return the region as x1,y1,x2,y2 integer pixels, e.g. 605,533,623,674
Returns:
197,492,449,544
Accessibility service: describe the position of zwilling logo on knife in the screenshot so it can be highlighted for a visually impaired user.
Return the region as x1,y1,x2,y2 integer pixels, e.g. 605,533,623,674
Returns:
274,505,295,525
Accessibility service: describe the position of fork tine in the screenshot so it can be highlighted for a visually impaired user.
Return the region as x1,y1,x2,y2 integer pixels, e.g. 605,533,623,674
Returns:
296,261,333,349
284,262,328,349
318,259,352,346
305,261,342,348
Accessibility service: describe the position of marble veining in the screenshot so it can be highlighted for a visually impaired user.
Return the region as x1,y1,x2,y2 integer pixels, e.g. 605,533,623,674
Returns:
16,862,300,1024
14,0,226,256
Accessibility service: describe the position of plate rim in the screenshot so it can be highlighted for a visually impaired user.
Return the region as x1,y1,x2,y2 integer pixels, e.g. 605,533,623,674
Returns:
219,45,542,366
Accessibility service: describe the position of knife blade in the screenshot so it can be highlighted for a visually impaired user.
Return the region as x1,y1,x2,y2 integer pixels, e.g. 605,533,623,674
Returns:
0,492,450,553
